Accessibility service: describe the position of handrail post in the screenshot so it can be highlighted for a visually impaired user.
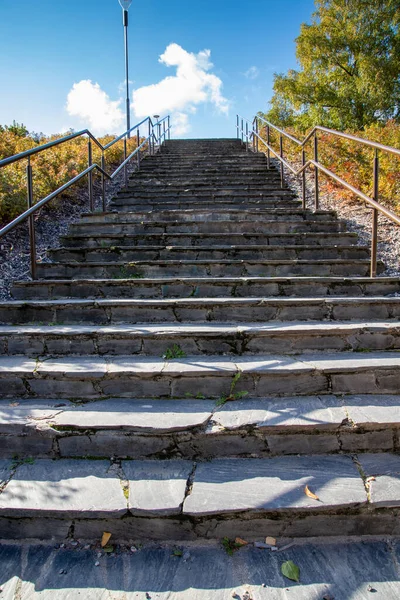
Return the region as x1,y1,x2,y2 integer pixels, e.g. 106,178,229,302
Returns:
148,120,152,155
314,131,319,210
252,119,256,152
137,128,140,169
87,139,94,212
236,115,239,139
279,135,284,188
371,149,379,277
163,121,166,143
241,119,244,143
302,148,306,209
101,151,106,212
267,126,271,169
168,116,171,140
123,138,128,187
26,157,37,280
246,122,249,152
255,118,259,153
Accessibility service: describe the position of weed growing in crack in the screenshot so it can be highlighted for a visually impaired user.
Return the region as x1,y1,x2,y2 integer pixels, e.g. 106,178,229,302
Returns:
163,344,186,360
216,372,248,407
222,537,242,556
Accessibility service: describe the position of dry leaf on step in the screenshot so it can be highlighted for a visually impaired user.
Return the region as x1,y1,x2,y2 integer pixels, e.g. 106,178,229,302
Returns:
101,532,112,547
265,536,276,546
235,537,248,546
304,485,320,501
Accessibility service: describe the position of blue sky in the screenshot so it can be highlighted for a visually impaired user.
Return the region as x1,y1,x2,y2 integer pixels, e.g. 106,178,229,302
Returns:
0,0,315,138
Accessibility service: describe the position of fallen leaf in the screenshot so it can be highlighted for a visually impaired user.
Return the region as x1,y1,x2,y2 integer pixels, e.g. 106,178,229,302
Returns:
103,545,114,553
265,536,276,546
281,560,300,582
366,476,376,483
305,485,320,501
101,532,112,547
235,537,248,546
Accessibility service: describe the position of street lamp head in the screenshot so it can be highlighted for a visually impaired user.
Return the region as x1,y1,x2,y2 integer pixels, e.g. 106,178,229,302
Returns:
118,0,132,10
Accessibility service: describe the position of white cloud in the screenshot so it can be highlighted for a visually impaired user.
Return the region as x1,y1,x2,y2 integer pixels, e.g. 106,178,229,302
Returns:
173,113,190,136
244,66,260,80
66,80,124,135
132,43,229,135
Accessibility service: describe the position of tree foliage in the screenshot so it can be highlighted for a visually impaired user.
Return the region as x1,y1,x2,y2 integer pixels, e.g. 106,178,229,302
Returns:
265,0,400,130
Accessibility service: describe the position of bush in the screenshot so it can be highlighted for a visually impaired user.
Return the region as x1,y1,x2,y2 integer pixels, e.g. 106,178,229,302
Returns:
0,127,140,225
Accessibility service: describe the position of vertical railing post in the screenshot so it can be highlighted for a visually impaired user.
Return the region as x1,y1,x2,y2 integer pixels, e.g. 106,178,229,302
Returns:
302,148,306,210
246,122,249,152
26,157,37,280
148,120,152,156
241,119,244,143
255,118,259,153
314,131,319,210
236,115,239,139
163,121,166,143
267,125,271,169
279,135,284,188
123,137,128,187
252,119,256,152
137,128,140,169
101,151,106,212
168,116,171,140
87,139,94,212
371,149,379,277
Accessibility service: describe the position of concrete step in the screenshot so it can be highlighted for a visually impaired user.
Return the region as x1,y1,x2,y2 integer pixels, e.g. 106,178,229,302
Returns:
3,452,398,541
11,276,400,300
59,232,359,249
0,395,398,459
1,321,399,356
35,259,377,279
0,351,399,399
3,296,400,324
47,245,370,264
69,219,346,235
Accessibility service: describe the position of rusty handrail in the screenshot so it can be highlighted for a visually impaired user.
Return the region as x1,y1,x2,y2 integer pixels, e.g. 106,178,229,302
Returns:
236,114,400,277
0,115,172,279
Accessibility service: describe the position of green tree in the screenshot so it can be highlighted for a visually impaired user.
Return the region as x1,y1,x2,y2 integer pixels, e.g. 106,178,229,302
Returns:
0,121,29,137
265,0,400,131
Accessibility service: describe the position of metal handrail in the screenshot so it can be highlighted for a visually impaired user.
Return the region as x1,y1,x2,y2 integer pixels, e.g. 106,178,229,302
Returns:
236,113,400,277
0,115,172,279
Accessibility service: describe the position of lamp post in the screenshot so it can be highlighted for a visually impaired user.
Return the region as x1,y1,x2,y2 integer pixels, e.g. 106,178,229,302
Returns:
118,0,132,138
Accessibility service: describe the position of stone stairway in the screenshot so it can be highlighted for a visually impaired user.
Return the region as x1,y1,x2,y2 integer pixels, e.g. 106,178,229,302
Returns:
0,138,400,542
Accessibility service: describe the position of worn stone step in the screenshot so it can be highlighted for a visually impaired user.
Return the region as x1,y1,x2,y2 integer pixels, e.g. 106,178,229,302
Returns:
47,245,370,264
79,209,336,224
59,232,359,249
11,276,400,301
1,452,400,541
0,351,399,399
3,296,400,324
0,395,398,459
115,188,296,197
70,219,346,235
111,199,301,210
1,321,399,356
36,258,377,279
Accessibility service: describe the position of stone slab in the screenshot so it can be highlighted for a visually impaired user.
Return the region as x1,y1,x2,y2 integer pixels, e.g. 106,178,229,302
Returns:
123,459,193,516
52,399,214,432
345,395,400,426
358,453,400,507
213,395,346,430
0,400,73,434
184,455,367,516
0,539,399,599
0,459,127,518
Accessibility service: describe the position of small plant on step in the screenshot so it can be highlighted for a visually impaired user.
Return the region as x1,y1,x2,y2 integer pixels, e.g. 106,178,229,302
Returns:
222,537,242,556
163,344,186,360
216,372,248,407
